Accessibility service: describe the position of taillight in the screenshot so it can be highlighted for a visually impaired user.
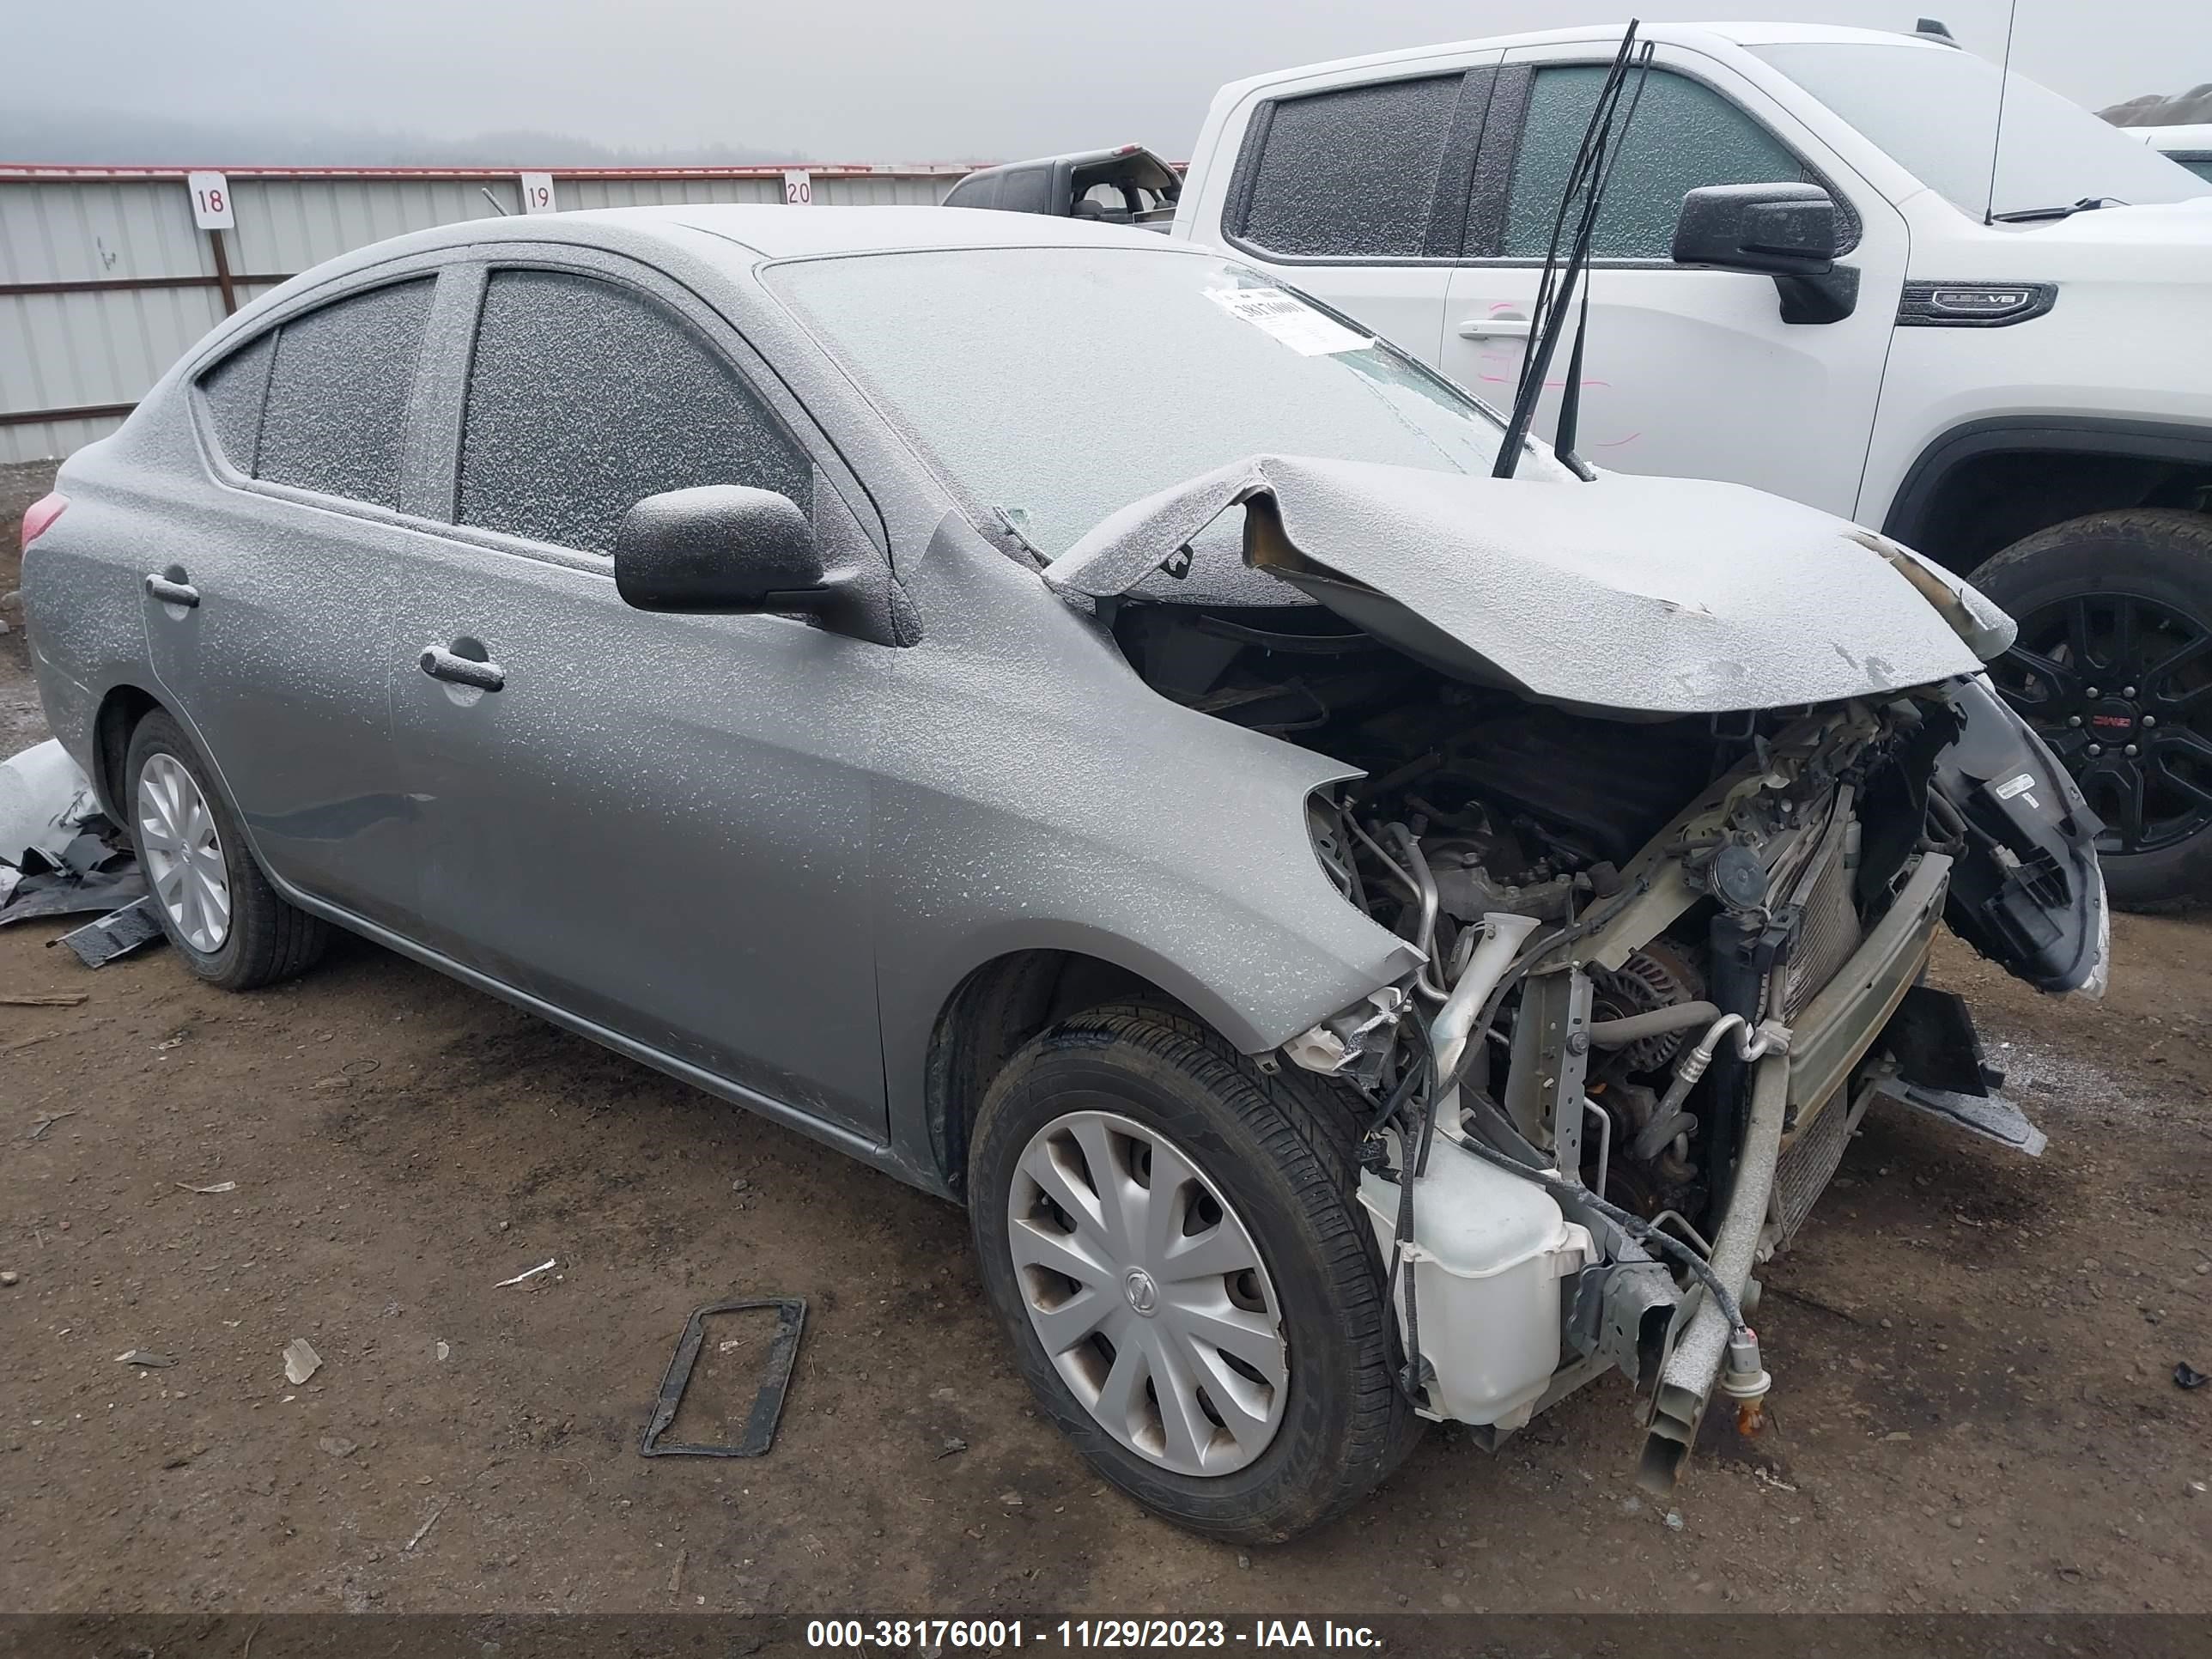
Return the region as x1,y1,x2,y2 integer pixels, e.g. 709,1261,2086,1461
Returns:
20,492,68,551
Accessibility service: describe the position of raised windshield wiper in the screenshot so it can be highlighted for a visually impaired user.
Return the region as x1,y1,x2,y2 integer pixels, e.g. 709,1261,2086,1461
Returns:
1990,196,2127,223
1492,23,1654,481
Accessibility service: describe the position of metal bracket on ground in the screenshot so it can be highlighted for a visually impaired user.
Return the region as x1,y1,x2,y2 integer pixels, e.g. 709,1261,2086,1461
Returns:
639,1296,807,1459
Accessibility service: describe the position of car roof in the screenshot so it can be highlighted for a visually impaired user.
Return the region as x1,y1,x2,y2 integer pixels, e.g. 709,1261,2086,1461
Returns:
533,203,1178,264
196,203,1200,370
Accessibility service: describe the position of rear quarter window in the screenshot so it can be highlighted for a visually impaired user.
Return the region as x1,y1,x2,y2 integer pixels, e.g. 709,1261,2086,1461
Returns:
195,332,274,472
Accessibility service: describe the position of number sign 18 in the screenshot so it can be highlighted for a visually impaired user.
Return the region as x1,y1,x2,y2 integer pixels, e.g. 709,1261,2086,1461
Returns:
187,172,235,231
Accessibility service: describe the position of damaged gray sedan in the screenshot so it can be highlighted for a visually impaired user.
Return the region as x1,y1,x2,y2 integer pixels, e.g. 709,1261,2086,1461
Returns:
21,207,2106,1541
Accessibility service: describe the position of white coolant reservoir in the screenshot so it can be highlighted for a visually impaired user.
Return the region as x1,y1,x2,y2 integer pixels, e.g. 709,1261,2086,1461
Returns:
1358,1132,1593,1429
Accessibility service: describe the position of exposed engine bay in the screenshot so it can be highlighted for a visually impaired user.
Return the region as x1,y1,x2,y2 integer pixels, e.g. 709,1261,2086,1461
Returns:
1109,593,2107,1486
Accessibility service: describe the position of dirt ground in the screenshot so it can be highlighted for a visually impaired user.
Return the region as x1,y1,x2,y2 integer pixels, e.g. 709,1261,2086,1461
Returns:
2,457,2209,1619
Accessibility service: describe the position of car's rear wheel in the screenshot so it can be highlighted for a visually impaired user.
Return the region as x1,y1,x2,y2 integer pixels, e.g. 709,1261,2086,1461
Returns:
967,1004,1418,1543
1974,508,2212,912
124,709,329,989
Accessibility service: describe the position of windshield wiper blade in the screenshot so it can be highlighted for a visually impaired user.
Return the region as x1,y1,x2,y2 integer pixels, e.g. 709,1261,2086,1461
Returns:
1990,195,2125,223
1492,23,1653,481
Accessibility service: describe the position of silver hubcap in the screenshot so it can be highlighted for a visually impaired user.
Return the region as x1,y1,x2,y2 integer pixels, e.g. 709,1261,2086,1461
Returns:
1008,1109,1287,1476
137,752,230,953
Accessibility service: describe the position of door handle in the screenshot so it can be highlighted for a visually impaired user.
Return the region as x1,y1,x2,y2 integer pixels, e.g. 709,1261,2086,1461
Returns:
1456,316,1532,340
418,643,505,692
144,573,199,607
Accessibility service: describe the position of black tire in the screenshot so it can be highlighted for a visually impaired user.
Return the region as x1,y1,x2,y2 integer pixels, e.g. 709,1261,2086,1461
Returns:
122,709,330,989
967,1004,1419,1543
1972,508,2212,913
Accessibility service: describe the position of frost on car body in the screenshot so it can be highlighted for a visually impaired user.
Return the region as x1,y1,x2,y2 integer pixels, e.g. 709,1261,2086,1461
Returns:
22,204,2108,1534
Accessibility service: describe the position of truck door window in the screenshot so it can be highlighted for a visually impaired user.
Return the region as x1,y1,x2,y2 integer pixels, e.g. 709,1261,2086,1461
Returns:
1232,74,1464,258
1503,66,1806,260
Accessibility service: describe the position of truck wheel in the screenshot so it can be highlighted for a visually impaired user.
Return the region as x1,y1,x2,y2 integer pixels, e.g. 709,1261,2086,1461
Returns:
124,709,330,989
1973,509,2212,912
967,1004,1418,1543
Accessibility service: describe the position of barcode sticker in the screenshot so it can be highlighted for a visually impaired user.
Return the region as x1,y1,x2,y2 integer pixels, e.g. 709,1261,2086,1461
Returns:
1205,287,1370,356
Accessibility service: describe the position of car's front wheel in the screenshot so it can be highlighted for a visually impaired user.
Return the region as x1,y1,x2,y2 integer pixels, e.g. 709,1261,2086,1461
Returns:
1974,508,2212,912
968,1004,1417,1543
124,709,329,989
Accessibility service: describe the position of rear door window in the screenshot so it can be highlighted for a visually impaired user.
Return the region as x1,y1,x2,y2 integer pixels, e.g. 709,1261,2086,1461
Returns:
254,279,434,507
1502,66,1808,259
1231,74,1466,258
455,268,811,555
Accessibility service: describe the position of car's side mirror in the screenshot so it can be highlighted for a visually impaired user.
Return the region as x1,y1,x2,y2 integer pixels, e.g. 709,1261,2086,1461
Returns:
1671,182,1841,276
613,485,848,617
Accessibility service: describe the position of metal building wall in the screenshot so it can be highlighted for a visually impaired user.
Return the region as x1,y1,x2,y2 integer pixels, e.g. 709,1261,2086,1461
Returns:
0,165,968,463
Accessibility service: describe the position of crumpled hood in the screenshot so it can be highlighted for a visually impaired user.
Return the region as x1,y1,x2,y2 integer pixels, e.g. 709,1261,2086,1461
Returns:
1043,454,2009,714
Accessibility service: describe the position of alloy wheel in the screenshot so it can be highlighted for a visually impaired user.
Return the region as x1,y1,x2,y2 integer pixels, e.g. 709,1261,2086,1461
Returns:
1006,1109,1288,1476
137,752,232,952
1991,591,2212,856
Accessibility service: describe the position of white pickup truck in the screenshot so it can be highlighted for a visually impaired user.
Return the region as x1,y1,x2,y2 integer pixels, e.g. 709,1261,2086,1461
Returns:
967,21,2212,908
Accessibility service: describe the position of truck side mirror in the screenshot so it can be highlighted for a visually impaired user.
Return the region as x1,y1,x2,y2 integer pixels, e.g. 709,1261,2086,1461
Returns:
1671,182,1841,276
1672,183,1856,324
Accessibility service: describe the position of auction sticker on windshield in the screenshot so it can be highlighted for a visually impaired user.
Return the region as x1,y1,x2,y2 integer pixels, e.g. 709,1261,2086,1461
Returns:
1206,286,1370,356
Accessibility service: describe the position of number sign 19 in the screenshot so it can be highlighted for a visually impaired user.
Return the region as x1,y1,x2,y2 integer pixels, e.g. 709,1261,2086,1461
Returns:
187,172,235,231
519,173,558,215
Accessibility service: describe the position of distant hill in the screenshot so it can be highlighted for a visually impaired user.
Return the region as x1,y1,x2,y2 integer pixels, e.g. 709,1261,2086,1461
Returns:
2100,84,2212,126
0,108,805,167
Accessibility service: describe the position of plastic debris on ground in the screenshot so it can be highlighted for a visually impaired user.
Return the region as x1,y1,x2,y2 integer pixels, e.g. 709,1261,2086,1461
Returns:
2179,1362,2209,1390
0,739,149,930
56,898,162,967
282,1338,323,1385
0,739,97,865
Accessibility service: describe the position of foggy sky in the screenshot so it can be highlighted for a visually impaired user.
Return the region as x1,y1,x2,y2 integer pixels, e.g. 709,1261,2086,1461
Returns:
14,1,2210,164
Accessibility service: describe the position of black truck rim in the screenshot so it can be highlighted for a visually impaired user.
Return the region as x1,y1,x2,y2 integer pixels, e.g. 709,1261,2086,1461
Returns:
1990,590,2212,857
